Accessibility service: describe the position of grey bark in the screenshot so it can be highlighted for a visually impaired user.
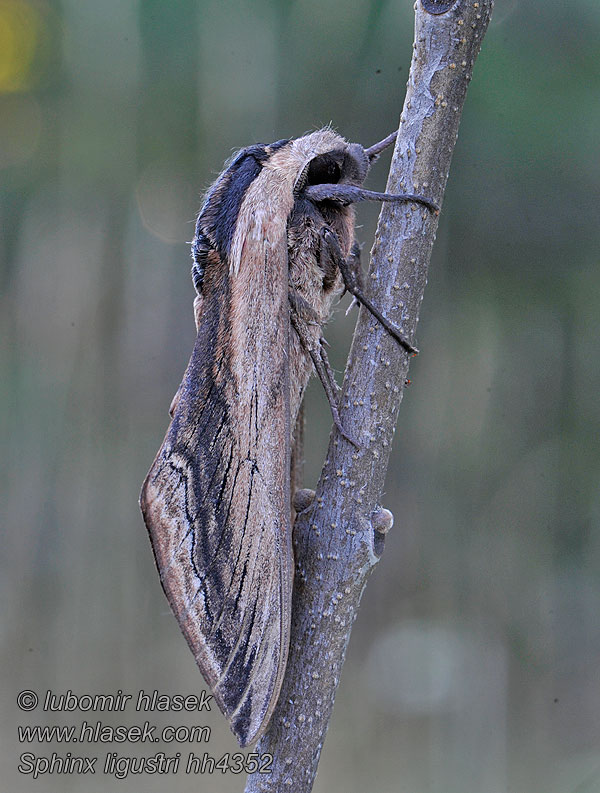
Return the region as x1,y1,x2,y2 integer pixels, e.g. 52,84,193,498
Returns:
244,1,493,791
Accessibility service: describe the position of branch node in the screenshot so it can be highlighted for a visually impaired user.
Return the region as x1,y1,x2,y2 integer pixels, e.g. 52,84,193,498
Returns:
372,506,394,535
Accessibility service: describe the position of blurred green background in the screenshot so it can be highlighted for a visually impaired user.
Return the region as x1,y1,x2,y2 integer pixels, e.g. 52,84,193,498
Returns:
2,1,600,791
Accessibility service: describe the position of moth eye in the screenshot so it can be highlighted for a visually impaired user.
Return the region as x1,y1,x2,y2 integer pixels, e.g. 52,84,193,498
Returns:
306,155,341,186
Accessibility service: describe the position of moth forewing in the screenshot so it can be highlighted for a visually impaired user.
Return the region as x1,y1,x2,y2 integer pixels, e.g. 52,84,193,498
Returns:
140,162,294,747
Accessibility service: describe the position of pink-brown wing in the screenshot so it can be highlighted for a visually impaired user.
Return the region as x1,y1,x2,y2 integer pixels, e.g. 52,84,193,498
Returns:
141,219,292,747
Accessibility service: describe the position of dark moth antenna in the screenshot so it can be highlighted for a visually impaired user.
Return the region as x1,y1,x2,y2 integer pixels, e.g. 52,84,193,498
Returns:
364,130,398,161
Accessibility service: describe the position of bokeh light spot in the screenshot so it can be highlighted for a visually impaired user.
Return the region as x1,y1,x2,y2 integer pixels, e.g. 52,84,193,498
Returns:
136,160,197,244
0,0,42,92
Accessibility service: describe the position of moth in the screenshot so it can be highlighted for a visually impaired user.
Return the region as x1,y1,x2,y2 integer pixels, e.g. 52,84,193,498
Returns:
140,128,435,746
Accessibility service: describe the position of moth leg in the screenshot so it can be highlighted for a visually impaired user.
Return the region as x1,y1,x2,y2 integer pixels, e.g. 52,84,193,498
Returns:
318,336,341,397
289,309,358,448
289,310,339,422
343,242,361,315
288,288,320,324
288,288,340,399
290,401,305,527
288,288,341,398
346,240,363,284
320,227,419,356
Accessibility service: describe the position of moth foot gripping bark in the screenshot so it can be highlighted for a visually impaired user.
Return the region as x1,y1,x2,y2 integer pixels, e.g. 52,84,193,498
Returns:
140,128,435,746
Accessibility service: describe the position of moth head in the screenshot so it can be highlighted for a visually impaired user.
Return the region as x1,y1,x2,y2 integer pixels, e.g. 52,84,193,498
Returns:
287,129,437,212
293,136,374,196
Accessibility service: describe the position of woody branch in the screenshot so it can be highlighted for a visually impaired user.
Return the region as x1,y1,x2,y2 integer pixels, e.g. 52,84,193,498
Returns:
245,2,493,791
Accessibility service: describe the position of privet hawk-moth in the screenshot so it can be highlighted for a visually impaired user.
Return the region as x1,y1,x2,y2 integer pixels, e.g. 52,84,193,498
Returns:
140,128,436,746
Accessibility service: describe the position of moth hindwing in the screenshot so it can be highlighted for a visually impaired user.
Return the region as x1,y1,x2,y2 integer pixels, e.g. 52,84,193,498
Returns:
140,129,435,746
